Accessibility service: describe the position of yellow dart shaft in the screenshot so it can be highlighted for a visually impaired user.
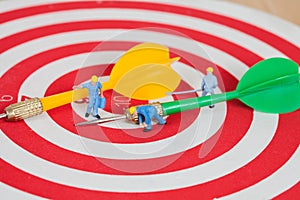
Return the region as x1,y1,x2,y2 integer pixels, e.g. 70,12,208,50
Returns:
40,88,88,111
1,42,181,121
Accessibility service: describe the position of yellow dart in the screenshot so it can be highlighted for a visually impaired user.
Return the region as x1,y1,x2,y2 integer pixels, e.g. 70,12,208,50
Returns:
1,43,181,121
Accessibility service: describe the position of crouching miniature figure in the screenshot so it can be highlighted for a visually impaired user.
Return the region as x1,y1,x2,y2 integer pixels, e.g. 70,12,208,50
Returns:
129,105,166,132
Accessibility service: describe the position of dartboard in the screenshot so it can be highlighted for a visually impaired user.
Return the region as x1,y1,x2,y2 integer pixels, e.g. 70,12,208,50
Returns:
1,0,299,199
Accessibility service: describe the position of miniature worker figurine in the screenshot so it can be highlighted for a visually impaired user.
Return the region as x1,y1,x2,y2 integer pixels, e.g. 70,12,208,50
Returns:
81,75,103,119
201,67,218,108
129,105,166,132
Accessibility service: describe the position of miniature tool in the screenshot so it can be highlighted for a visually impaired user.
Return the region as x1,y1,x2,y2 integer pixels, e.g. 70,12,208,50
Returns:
166,89,201,95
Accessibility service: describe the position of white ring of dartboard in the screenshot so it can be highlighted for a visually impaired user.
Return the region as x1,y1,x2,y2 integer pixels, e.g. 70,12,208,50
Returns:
0,0,299,199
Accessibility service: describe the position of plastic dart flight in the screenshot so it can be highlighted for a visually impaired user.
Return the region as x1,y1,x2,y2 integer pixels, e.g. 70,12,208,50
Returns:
101,42,181,100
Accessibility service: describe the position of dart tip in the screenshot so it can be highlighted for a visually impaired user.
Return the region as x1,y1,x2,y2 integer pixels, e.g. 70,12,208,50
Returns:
75,115,126,126
0,113,7,119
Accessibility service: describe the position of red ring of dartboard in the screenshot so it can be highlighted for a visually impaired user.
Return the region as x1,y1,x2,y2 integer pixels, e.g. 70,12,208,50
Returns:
0,1,299,199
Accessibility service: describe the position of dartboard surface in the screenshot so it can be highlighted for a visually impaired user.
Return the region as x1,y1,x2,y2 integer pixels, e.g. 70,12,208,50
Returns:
1,0,299,199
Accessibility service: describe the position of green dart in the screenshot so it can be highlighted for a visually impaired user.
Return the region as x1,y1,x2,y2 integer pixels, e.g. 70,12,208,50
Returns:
75,57,299,126
162,57,300,115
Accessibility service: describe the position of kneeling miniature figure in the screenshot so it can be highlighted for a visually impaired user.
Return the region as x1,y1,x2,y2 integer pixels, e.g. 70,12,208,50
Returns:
129,105,166,132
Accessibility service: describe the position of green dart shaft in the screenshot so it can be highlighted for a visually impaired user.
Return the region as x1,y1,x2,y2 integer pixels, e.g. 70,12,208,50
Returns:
161,91,238,116
162,73,300,116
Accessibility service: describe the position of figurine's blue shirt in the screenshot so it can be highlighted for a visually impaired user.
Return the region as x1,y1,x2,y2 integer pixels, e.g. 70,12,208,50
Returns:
201,72,218,94
136,106,153,124
82,82,102,100
136,106,153,117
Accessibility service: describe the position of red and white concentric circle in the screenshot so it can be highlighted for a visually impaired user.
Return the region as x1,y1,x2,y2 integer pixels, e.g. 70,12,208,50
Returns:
1,0,299,199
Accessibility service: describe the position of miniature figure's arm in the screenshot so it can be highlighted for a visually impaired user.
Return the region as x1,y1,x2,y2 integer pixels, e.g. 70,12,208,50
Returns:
201,79,205,90
80,83,89,89
99,88,103,97
98,82,103,97
213,76,218,89
73,84,83,89
138,113,143,125
142,112,151,127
